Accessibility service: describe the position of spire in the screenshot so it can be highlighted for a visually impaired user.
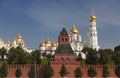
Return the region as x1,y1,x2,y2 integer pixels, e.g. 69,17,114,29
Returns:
62,24,66,28
89,9,96,22
91,8,94,16
60,27,68,36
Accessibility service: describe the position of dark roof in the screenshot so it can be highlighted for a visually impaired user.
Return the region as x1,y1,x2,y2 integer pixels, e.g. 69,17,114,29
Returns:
60,27,68,36
55,44,74,54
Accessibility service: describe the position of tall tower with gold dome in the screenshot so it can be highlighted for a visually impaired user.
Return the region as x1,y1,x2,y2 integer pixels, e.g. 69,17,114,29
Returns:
84,9,100,51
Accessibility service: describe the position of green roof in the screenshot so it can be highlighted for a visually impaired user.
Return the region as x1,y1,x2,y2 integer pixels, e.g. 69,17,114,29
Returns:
60,27,68,36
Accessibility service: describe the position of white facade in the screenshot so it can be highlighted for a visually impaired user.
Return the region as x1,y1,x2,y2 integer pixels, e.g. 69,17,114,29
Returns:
39,10,100,59
39,39,57,59
84,10,100,51
70,25,83,52
0,34,33,53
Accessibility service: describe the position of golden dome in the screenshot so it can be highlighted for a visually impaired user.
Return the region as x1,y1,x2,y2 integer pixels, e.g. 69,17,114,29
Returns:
45,39,51,44
52,42,57,47
17,34,22,39
70,25,78,35
89,9,96,21
40,42,46,47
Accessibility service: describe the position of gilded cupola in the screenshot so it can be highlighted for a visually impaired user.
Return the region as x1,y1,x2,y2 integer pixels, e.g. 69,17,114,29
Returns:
89,9,96,22
40,42,46,47
45,39,51,44
52,42,57,47
17,34,22,39
70,25,78,35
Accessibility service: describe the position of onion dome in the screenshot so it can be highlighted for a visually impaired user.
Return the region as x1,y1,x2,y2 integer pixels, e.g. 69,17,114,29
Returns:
40,42,46,47
52,42,57,47
45,39,51,44
89,9,96,22
70,25,78,35
17,34,22,39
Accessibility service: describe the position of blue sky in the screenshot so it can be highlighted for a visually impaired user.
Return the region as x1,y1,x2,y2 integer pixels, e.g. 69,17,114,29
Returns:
0,0,120,49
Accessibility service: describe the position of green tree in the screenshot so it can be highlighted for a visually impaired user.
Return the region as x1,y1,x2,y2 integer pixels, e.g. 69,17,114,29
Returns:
31,50,41,64
113,51,120,65
28,65,35,78
59,64,67,77
115,65,120,77
44,65,54,78
85,48,99,65
74,67,83,78
102,65,109,77
15,68,22,78
0,47,7,60
114,45,120,52
87,66,97,78
99,49,113,65
7,46,29,64
0,61,8,78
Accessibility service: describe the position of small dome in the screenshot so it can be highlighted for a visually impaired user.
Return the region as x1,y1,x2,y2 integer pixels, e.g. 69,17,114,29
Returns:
45,39,51,44
70,25,78,35
52,42,57,47
17,34,22,39
40,42,46,47
89,15,96,21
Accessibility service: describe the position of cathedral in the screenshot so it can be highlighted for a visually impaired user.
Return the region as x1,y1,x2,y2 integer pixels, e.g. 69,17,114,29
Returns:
39,10,100,59
0,34,33,53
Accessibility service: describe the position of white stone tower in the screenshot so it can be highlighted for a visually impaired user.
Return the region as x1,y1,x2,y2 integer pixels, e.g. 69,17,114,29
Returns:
84,9,100,51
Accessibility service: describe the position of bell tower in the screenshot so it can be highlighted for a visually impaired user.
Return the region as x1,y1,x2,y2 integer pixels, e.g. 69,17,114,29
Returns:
85,9,100,51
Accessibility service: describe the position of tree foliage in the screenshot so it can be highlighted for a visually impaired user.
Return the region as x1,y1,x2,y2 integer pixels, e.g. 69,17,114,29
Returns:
15,68,22,78
31,50,41,64
87,66,97,77
59,64,67,77
99,49,113,65
102,65,109,77
74,67,83,78
44,65,54,78
0,61,8,77
114,45,120,52
0,47,7,60
7,46,29,64
28,65,35,78
115,65,120,77
113,45,120,65
85,48,99,65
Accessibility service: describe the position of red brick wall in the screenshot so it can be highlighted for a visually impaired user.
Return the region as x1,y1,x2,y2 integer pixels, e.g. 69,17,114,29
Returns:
7,64,42,78
50,63,117,78
0,64,118,78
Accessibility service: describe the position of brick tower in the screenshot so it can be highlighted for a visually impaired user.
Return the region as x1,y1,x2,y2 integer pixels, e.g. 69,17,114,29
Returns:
50,27,80,77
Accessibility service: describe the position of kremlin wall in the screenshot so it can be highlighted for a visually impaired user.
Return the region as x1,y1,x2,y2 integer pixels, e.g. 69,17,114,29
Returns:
0,10,119,77
6,64,117,77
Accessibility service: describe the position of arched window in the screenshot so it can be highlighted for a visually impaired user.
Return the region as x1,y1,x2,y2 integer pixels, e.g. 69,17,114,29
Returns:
62,38,64,42
65,38,68,41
